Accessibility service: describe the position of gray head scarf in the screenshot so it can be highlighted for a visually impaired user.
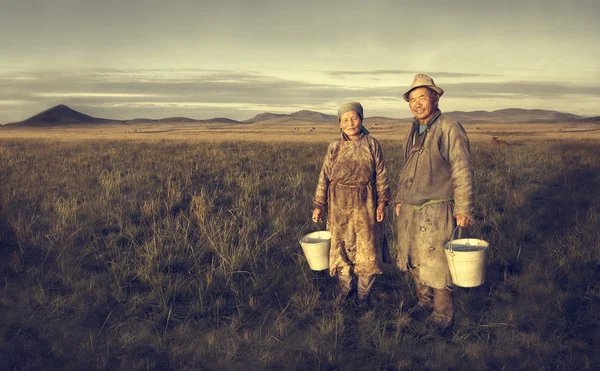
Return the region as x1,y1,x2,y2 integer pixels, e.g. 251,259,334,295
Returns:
337,101,369,137
337,101,363,121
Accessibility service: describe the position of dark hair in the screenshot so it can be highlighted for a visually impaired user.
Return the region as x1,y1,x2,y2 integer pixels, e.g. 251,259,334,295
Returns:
425,87,440,99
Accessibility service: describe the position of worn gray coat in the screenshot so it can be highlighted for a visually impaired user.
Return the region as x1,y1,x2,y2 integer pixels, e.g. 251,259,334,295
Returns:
314,133,391,277
395,111,474,289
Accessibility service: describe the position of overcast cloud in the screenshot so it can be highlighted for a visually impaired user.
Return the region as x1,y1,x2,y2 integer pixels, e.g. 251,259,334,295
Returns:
2,68,599,123
1,0,599,123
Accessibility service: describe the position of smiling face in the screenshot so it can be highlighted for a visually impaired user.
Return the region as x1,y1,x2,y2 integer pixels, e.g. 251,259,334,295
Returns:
339,110,362,140
408,87,439,124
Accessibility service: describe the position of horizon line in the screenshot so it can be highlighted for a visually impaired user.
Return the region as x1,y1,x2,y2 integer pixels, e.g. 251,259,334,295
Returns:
3,103,599,126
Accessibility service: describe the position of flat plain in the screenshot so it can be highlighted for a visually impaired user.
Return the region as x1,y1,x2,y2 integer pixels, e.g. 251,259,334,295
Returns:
1,120,599,370
2,117,600,142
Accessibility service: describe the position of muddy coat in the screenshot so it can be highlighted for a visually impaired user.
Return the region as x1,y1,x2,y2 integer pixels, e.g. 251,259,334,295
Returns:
314,133,391,277
395,111,474,289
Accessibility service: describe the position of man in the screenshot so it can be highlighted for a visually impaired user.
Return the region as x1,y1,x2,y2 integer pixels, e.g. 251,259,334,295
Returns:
395,74,474,331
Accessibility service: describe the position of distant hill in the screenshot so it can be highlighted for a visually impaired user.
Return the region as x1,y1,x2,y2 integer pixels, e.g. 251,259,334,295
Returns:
243,112,286,123
445,108,583,124
203,117,240,124
123,117,194,125
574,116,600,123
2,104,596,127
126,117,240,124
5,104,115,127
289,110,337,123
246,108,588,124
243,110,337,124
5,105,241,127
157,117,202,124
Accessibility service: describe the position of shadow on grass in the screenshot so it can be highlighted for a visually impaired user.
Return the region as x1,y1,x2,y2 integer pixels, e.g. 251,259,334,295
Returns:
465,142,600,368
0,213,18,279
528,144,600,345
0,213,68,370
478,143,599,284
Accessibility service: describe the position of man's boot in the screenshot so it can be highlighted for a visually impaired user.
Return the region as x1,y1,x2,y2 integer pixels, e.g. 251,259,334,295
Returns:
426,288,454,332
408,281,434,320
356,275,376,308
335,274,355,307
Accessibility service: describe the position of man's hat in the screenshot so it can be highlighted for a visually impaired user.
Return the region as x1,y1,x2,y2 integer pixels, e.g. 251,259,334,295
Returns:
403,74,444,102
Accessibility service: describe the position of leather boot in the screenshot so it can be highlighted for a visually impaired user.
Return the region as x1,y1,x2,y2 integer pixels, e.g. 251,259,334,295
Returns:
357,275,376,307
426,288,454,332
336,274,356,305
408,281,434,320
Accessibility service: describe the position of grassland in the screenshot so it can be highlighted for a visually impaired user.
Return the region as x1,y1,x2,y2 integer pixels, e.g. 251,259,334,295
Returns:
2,118,600,143
0,126,599,370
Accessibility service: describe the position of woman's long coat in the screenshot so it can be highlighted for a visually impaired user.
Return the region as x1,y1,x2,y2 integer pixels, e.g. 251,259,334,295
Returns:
313,133,391,277
395,111,474,289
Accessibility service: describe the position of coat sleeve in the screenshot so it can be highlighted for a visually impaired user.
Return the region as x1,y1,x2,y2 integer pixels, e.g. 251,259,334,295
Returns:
445,122,474,219
313,141,336,211
372,138,392,205
394,129,413,205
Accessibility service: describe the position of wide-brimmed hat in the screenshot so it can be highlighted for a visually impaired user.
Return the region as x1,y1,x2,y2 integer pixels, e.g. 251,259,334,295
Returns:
403,74,444,102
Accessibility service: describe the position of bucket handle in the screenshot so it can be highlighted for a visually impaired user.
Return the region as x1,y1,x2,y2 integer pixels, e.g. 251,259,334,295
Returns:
296,220,310,242
447,226,466,255
452,225,465,240
296,219,327,242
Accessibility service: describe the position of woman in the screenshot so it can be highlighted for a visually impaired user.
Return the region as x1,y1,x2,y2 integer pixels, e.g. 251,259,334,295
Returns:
312,102,391,305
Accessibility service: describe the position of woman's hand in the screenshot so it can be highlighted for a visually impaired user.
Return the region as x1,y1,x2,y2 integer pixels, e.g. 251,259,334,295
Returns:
312,208,323,223
376,203,386,222
456,215,472,227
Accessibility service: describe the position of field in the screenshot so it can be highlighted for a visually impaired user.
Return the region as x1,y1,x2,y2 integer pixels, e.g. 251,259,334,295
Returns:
1,121,599,370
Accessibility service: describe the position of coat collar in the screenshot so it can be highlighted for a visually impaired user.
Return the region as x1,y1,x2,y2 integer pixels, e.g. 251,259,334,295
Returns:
411,109,442,129
405,110,442,160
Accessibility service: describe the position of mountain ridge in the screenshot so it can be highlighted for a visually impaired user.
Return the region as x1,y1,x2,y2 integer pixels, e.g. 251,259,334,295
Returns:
3,104,597,127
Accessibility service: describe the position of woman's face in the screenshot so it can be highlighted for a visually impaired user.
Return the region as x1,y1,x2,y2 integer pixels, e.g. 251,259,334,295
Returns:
339,110,362,139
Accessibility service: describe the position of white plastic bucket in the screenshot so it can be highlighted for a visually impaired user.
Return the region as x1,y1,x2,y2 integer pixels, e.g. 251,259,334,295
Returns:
299,231,331,271
444,238,489,287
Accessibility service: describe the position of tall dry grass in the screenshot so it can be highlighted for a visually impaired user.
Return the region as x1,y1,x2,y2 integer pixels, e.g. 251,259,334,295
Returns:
0,138,598,370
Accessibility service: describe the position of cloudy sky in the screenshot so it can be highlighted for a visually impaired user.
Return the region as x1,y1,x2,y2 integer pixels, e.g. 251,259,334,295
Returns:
1,0,599,124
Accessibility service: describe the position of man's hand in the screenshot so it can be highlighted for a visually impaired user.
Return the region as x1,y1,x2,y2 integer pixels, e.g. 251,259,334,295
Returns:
395,203,401,216
312,208,323,223
376,203,386,222
456,215,472,227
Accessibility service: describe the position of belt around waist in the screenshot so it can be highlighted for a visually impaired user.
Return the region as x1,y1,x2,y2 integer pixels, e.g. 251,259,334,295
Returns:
412,198,453,210
331,180,373,188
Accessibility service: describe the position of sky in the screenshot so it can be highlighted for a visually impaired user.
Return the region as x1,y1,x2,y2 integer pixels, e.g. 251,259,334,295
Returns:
1,0,599,124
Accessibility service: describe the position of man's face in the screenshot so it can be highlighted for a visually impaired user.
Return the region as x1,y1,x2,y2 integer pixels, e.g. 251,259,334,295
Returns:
408,87,439,124
339,110,362,139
